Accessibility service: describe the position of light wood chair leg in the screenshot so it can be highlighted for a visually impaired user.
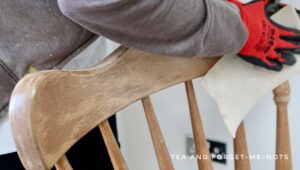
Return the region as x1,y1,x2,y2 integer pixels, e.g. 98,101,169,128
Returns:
234,122,251,170
99,120,129,170
185,81,213,170
55,155,73,170
142,96,174,170
273,81,292,170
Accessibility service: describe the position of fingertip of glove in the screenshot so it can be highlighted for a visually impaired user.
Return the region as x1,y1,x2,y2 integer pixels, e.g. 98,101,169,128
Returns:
268,64,283,71
239,55,283,71
281,52,297,65
294,48,300,54
266,59,283,71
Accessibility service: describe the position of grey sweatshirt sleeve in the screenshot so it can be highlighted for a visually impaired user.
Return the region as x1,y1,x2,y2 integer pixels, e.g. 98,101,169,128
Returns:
0,0,94,117
58,0,248,57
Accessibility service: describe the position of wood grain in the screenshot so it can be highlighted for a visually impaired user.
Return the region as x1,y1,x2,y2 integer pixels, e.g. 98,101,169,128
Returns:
273,81,292,170
9,46,219,169
141,96,174,170
234,122,251,170
185,81,213,170
54,155,73,170
99,120,128,170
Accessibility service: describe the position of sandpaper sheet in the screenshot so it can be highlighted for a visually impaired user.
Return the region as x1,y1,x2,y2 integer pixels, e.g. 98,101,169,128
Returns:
201,5,300,137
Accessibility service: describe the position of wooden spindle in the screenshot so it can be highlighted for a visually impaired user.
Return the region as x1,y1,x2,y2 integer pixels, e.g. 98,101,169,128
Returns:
234,122,251,170
99,120,129,170
185,81,213,170
141,96,174,170
55,155,73,170
273,81,292,170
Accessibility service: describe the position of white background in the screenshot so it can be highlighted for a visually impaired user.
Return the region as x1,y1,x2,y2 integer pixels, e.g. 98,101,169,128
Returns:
115,1,300,170
1,1,299,169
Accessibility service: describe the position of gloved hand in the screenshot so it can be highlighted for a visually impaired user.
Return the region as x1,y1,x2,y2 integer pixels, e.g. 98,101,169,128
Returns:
227,0,300,71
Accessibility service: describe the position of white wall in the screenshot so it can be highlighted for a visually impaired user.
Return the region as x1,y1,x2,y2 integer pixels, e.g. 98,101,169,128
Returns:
113,1,300,170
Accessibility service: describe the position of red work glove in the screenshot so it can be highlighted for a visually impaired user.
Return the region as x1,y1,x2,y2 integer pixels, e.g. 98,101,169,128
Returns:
227,0,300,71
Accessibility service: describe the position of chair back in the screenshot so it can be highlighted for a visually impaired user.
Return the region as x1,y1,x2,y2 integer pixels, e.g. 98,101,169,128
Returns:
9,46,292,170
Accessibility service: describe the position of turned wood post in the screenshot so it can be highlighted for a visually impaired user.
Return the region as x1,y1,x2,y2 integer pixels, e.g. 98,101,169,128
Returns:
142,96,174,170
55,155,73,170
185,81,213,170
273,81,292,170
234,122,251,170
99,120,129,170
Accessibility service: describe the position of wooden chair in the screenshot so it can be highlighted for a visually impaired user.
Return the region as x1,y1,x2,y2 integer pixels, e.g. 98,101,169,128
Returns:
9,46,292,170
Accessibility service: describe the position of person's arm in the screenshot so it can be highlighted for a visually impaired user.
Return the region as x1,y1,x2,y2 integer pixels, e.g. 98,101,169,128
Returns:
58,0,248,57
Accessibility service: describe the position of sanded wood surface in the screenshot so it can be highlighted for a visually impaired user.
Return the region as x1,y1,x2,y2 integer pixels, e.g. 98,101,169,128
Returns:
141,96,174,170
9,46,220,169
185,81,213,170
54,155,73,170
99,120,128,170
273,81,292,170
234,122,251,170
